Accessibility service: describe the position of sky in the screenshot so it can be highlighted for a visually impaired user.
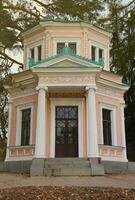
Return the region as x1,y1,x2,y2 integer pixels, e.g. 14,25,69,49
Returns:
10,0,132,73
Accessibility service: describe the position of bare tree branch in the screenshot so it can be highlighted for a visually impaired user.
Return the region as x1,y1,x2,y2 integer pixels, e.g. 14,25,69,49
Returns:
32,0,51,8
0,51,23,68
121,0,135,10
3,5,40,19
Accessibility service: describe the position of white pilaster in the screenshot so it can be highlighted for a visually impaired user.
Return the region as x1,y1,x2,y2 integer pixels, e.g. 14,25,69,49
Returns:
5,98,13,161
121,103,128,161
35,86,48,158
86,86,99,157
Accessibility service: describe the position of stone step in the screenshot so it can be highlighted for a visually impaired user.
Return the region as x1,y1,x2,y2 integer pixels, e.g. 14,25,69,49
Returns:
45,161,90,168
30,158,105,176
44,166,92,176
45,158,89,163
44,158,92,176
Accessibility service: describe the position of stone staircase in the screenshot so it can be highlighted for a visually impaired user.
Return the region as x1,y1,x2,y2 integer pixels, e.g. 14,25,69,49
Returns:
31,158,104,176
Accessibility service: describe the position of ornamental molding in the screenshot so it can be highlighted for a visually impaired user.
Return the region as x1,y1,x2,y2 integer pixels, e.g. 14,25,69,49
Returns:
39,73,96,85
36,85,48,91
10,86,37,99
98,78,129,91
97,84,123,99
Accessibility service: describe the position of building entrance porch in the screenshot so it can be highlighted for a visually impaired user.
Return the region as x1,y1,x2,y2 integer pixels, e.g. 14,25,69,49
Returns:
35,85,99,159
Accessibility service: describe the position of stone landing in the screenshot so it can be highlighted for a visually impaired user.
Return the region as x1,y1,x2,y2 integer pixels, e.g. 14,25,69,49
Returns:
30,158,105,176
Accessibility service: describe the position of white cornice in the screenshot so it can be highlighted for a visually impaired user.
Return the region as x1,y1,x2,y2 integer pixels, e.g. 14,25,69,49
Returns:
98,78,129,90
40,21,112,37
32,67,101,73
22,21,111,39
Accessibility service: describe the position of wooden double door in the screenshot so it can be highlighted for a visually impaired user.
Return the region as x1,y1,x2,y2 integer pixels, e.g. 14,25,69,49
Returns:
55,106,78,157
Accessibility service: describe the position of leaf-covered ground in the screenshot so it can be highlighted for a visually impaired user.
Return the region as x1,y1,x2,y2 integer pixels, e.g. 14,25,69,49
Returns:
0,186,135,200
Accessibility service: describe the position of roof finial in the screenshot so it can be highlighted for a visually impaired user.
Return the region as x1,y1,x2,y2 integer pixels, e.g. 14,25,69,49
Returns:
83,13,89,22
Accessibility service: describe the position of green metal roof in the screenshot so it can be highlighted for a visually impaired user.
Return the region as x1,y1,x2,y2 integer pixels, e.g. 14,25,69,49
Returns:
29,46,104,68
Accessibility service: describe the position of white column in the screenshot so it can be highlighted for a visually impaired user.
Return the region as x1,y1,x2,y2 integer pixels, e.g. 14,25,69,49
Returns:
86,86,99,157
5,98,13,161
35,86,48,158
121,103,128,161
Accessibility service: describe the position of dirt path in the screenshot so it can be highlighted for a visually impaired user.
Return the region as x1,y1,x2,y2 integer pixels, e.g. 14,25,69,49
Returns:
0,173,135,189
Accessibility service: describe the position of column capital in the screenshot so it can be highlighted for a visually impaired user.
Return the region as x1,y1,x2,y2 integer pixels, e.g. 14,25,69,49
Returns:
36,85,48,92
120,101,125,105
85,84,97,92
8,98,13,104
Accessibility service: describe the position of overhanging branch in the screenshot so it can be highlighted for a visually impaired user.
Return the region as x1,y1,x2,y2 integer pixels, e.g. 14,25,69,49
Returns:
0,51,23,68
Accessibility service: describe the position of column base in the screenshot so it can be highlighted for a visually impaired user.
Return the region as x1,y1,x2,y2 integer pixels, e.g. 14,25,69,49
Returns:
30,158,45,176
88,157,105,176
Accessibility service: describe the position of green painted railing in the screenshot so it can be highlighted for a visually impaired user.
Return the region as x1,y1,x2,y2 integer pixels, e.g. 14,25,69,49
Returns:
29,46,104,68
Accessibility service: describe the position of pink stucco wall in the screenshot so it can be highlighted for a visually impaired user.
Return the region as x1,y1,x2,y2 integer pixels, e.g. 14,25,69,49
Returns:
96,94,123,146
23,22,111,70
96,94,125,158
9,95,37,147
8,91,126,159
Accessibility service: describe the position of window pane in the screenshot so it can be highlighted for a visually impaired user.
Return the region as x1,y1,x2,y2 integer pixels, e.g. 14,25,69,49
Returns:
38,45,42,61
21,108,31,146
103,109,111,121
56,106,78,119
56,120,65,144
69,43,76,54
91,46,96,60
57,43,65,54
99,48,103,59
67,120,78,144
30,48,34,59
102,109,112,146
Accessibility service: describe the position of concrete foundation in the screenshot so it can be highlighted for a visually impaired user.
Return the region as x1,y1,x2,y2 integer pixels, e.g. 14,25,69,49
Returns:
0,160,32,173
102,161,128,174
128,162,135,173
0,159,135,175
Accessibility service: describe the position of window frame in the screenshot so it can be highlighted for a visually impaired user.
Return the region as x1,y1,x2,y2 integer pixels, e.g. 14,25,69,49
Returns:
89,40,107,66
21,108,31,146
102,108,112,146
100,103,117,146
26,40,43,68
91,45,96,61
16,104,33,146
30,48,35,60
99,48,104,59
57,42,65,54
37,45,42,61
53,37,80,55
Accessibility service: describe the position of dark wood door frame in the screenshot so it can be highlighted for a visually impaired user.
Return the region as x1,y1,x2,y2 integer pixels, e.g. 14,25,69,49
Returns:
55,106,78,157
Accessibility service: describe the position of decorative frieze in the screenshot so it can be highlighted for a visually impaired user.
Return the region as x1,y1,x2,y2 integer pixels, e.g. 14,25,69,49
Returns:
99,145,124,157
10,85,37,99
9,146,35,157
97,84,123,99
39,73,96,85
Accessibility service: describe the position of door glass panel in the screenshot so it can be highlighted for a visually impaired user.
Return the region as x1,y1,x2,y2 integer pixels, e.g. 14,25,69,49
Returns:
56,120,65,144
67,120,78,144
68,107,78,119
56,106,78,119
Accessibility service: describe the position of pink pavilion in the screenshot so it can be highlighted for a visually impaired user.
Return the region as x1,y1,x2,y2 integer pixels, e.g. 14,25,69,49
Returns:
5,19,128,175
